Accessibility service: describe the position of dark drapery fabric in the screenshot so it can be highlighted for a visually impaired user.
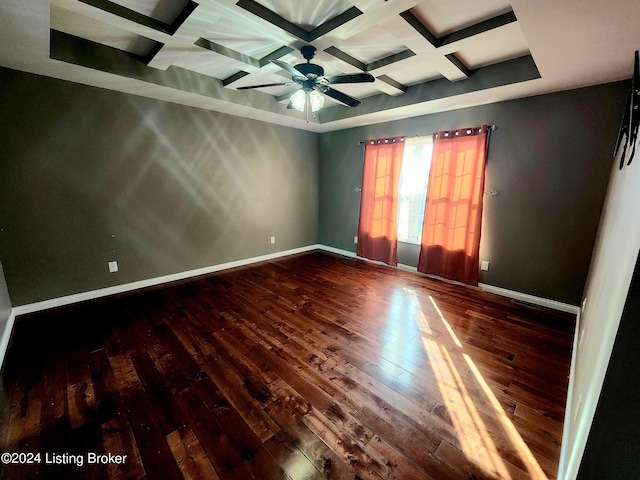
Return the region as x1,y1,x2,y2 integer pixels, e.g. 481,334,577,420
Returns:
417,126,489,285
356,137,405,266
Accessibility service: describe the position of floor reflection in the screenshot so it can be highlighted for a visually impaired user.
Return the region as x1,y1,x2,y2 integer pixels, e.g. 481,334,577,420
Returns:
380,288,425,379
379,286,549,480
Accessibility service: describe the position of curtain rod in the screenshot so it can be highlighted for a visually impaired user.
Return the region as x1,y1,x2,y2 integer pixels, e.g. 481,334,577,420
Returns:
358,124,497,145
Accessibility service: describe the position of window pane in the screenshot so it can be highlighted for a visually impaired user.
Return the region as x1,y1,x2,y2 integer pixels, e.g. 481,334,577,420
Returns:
397,137,433,244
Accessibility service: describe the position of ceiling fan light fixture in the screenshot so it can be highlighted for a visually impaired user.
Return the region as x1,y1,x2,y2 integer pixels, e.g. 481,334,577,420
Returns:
239,46,372,113
309,90,324,112
290,89,306,111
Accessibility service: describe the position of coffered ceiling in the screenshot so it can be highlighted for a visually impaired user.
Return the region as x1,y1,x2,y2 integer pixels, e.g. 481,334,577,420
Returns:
1,0,639,132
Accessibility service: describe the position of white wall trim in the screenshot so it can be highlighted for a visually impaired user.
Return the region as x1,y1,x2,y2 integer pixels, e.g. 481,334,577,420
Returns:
558,307,582,480
318,245,358,258
12,245,321,318
317,245,580,314
478,284,580,315
0,245,321,369
0,309,17,371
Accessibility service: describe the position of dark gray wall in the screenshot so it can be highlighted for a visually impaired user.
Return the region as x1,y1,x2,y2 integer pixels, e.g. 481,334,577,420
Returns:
0,68,318,305
318,83,627,305
0,65,628,307
578,251,640,479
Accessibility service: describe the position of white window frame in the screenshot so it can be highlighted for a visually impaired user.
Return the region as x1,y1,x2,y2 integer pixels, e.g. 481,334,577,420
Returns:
397,136,433,245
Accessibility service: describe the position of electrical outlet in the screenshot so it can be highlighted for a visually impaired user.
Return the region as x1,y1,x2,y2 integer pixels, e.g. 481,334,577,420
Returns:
481,261,490,271
354,236,358,244
270,236,276,244
108,261,118,273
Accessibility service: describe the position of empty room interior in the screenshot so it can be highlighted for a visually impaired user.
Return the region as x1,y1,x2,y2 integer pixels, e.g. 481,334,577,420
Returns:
1,0,640,479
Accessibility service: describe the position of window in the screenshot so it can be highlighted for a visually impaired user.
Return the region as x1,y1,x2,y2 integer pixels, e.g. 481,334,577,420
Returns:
397,136,433,244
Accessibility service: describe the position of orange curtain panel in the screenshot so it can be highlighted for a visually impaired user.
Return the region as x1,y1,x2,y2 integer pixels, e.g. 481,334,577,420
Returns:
356,137,405,266
417,126,489,285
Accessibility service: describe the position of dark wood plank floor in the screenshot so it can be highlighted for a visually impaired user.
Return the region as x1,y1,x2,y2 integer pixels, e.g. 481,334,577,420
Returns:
0,251,574,480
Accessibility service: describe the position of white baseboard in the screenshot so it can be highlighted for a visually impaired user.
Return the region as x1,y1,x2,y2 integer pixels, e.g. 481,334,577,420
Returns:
318,245,358,258
12,245,321,318
478,284,580,315
0,309,17,371
0,244,321,369
316,245,580,314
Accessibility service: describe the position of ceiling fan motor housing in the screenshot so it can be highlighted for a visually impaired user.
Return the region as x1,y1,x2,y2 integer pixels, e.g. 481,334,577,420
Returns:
294,63,324,84
295,45,324,90
300,45,317,61
239,43,371,107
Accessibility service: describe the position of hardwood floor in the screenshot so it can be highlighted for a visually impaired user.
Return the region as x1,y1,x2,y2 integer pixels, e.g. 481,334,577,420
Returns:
0,251,574,480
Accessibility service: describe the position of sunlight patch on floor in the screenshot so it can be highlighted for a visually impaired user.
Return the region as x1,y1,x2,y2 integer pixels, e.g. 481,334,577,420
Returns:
375,287,550,479
379,288,425,379
419,295,549,480
463,352,548,480
429,295,462,348
421,335,512,479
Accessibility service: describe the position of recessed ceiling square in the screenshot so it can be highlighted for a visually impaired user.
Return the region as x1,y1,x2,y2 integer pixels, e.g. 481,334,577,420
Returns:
387,57,443,86
50,5,157,57
330,82,379,100
254,0,353,30
204,16,287,59
110,0,190,24
454,22,530,69
338,30,408,64
410,0,512,37
172,50,242,81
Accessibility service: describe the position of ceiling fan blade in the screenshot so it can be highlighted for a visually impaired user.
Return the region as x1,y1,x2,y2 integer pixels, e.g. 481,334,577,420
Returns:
236,82,298,90
270,60,308,80
324,73,375,84
320,86,362,107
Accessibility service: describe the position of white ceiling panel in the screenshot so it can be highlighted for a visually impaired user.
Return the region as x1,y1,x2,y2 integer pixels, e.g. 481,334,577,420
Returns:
202,15,290,59
50,5,157,56
411,0,512,37
454,22,529,70
255,0,354,29
2,0,639,132
111,0,191,24
388,57,443,86
171,50,242,80
336,29,408,64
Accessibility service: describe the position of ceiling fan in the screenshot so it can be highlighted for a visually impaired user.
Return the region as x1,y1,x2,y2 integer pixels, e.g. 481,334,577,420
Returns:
237,45,374,114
